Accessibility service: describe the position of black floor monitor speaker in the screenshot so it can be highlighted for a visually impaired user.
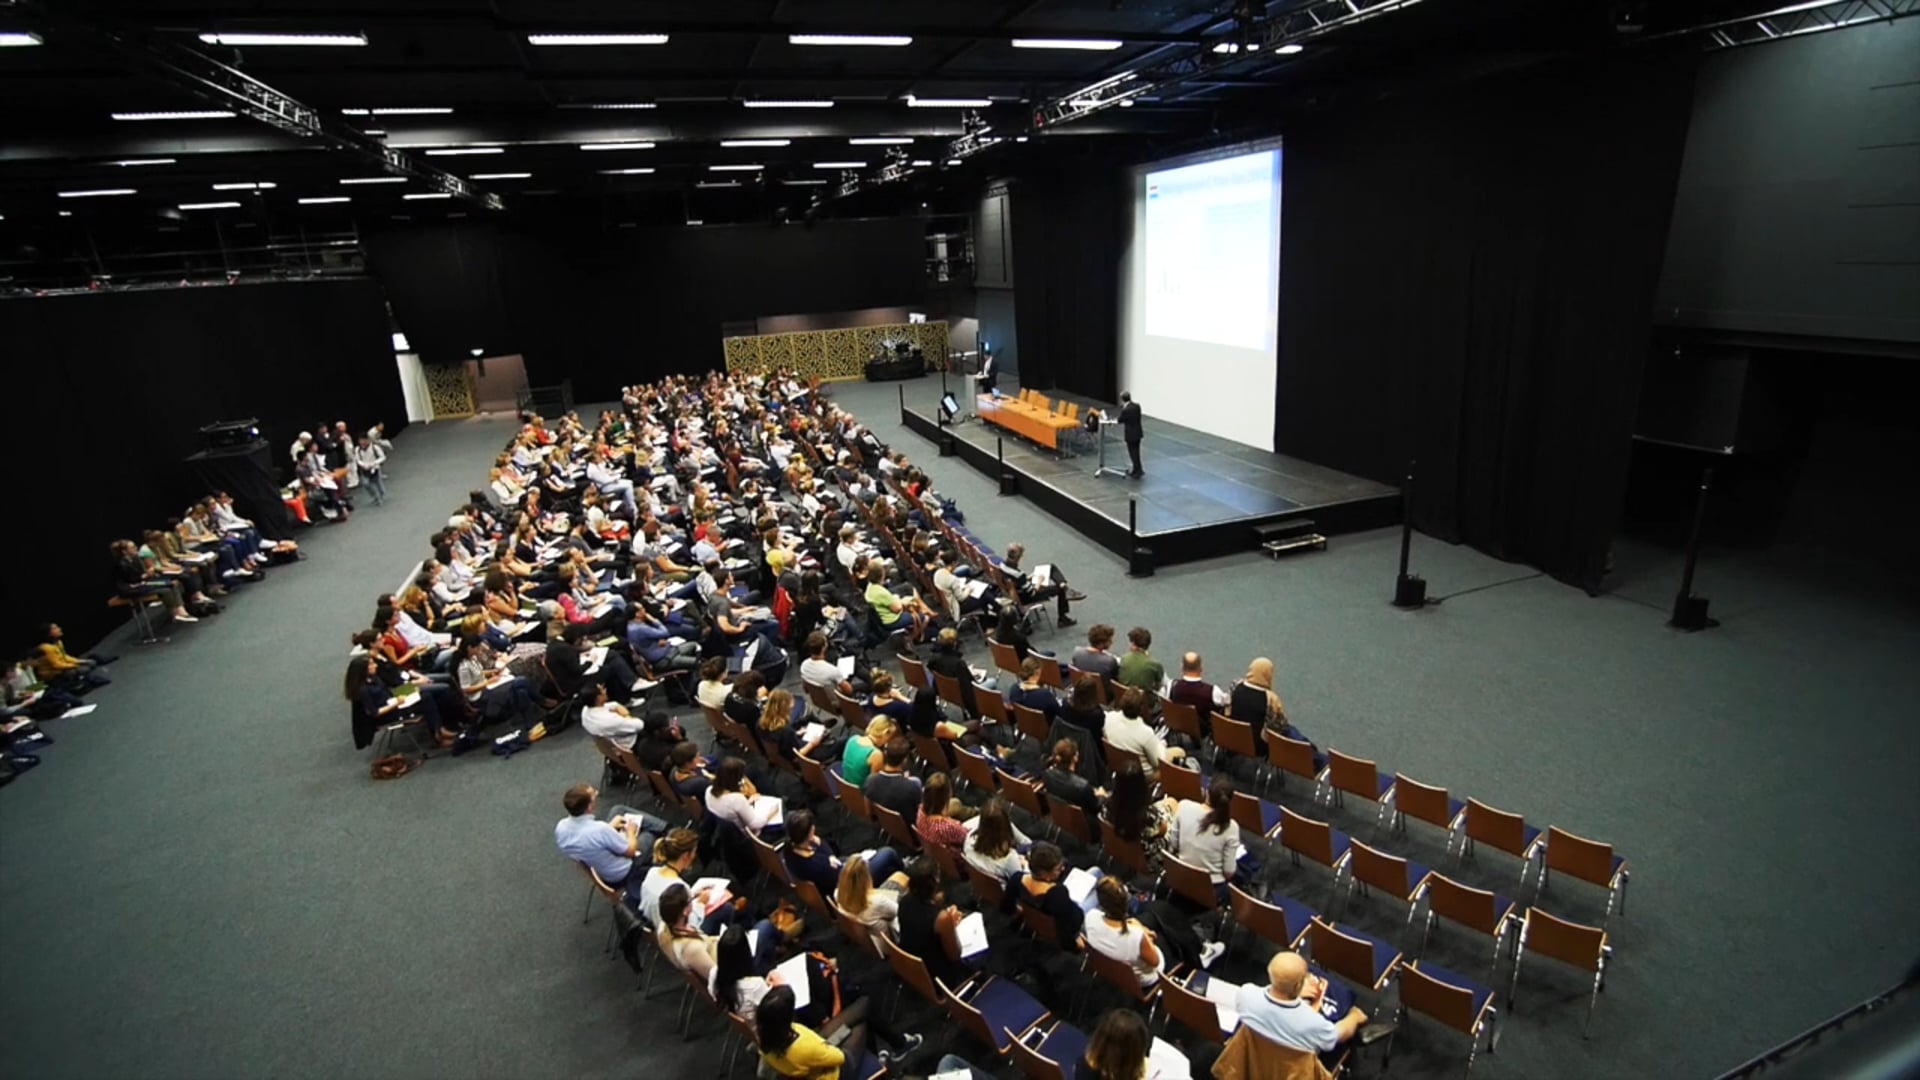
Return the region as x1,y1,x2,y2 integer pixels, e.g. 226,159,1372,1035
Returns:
1129,544,1156,577
1394,573,1428,608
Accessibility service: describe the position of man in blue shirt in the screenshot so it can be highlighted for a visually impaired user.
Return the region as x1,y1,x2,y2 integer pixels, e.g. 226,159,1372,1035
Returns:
553,783,669,900
1235,951,1368,1053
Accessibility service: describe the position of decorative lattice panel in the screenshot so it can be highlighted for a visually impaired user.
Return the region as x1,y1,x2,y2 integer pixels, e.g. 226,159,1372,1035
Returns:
423,362,475,419
722,321,949,381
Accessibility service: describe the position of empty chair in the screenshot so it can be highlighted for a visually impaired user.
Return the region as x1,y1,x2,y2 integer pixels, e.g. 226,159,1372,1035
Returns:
1230,789,1284,839
898,653,932,691
1325,748,1398,830
938,972,1052,1058
1307,915,1402,994
1210,713,1262,778
1279,806,1354,899
1391,772,1466,851
1539,825,1630,922
1508,906,1611,1036
1265,728,1328,797
1461,798,1546,889
1007,1019,1089,1080
1419,872,1519,979
1226,883,1315,952
1388,959,1501,1073
1342,839,1432,931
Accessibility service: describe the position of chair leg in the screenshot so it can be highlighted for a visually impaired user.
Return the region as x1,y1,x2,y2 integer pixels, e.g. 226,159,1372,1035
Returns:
582,881,597,924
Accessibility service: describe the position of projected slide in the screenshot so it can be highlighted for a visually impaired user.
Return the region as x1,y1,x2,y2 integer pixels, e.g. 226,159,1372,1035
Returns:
1143,152,1281,352
1118,142,1283,451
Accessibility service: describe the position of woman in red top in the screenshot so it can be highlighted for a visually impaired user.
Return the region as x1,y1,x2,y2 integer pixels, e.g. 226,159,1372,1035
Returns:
913,772,973,852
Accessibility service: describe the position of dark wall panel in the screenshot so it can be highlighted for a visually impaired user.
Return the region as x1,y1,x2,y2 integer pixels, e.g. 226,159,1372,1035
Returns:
367,217,928,403
1010,170,1126,402
0,279,405,651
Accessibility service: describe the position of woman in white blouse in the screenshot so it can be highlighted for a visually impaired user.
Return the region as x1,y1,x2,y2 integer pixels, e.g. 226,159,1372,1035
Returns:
962,798,1031,880
704,757,782,837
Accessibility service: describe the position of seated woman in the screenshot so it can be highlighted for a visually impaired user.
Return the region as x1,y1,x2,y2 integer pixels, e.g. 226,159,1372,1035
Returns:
896,857,972,989
656,882,776,981
962,797,1030,881
838,716,893,789
754,984,922,1080
1084,877,1168,989
1167,776,1257,904
905,686,977,747
863,673,914,725
141,529,223,601
694,656,731,711
1236,656,1328,771
637,828,723,930
781,809,903,903
1010,841,1084,946
1057,673,1107,744
992,608,1057,667
109,539,202,623
452,634,538,726
626,605,700,674
836,852,910,945
759,689,832,765
668,741,712,800
1078,1010,1153,1080
346,654,446,750
1103,761,1173,858
914,771,973,852
703,757,783,837
863,561,932,645
352,630,466,742
1042,740,1105,816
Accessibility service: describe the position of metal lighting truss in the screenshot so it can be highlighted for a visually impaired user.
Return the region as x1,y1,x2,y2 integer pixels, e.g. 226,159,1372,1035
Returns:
1685,0,1918,49
8,0,503,211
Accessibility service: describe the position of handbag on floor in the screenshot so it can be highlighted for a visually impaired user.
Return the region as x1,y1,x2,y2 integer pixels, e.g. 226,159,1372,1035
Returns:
369,754,415,780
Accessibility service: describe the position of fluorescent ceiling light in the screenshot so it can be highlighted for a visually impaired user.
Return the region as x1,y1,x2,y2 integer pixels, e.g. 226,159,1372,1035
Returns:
58,210,72,217
696,181,741,189
111,110,235,121
781,179,827,186
211,181,275,190
299,196,351,204
110,158,176,167
721,139,791,148
910,159,933,167
469,172,531,180
743,100,834,109
392,332,410,351
0,32,45,46
1211,42,1259,54
946,159,963,166
1015,136,1029,143
1009,38,1123,51
814,161,866,169
579,141,656,151
340,107,453,116
1275,43,1305,55
849,137,911,145
179,201,242,210
1120,99,1135,107
59,188,136,198
424,147,503,156
526,33,669,46
709,164,763,172
197,32,367,47
402,192,452,200
788,34,912,47
562,102,657,110
906,96,990,108
597,167,656,175
339,176,407,185
363,129,386,136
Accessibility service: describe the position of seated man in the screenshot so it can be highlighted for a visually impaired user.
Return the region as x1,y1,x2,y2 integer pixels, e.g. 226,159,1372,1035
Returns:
863,561,932,644
1069,624,1121,681
1114,626,1165,695
798,631,861,717
924,627,993,718
862,736,924,824
999,543,1083,629
553,782,669,903
1167,651,1227,715
1235,951,1369,1057
1004,657,1061,721
625,606,701,675
580,683,644,750
547,624,639,704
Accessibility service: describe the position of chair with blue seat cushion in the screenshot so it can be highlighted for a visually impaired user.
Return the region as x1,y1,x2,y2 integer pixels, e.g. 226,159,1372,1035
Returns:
1341,838,1432,934
939,972,1051,1056
1388,959,1501,1073
1460,798,1545,891
1264,727,1329,799
1226,883,1315,951
1325,748,1398,833
1539,825,1630,923
1508,905,1611,1037
1391,772,1466,853
1278,806,1354,901
1307,915,1402,993
1419,871,1518,980
1007,1018,1089,1080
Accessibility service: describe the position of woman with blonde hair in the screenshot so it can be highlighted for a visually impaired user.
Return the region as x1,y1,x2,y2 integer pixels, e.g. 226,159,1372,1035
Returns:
759,688,829,761
836,851,910,942
840,715,894,788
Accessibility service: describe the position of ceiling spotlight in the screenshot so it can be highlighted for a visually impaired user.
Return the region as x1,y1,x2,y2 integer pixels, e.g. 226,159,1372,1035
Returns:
910,159,933,167
1015,136,1029,143
470,347,485,356
579,141,657,151
110,158,176,167
789,34,912,47
1275,43,1305,55
299,196,352,204
743,99,835,109
946,159,962,166
58,189,137,198
111,110,236,121
58,210,72,217
179,201,243,210
906,96,991,108
197,32,367,47
1119,99,1135,107
469,172,532,180
597,167,657,175
1009,39,1123,51
1,32,46,46
424,147,504,156
849,137,912,145
721,139,791,148
526,33,670,46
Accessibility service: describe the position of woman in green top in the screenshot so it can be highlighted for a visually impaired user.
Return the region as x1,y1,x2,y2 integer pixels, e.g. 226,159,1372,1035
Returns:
839,715,895,789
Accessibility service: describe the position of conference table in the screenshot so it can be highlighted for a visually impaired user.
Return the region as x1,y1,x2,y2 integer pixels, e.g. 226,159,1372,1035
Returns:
976,390,1080,451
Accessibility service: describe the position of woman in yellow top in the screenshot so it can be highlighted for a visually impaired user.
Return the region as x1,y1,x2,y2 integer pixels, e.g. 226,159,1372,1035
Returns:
754,984,922,1080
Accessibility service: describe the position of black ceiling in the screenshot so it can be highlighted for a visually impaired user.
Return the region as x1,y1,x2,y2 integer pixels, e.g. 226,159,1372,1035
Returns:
0,0,1797,245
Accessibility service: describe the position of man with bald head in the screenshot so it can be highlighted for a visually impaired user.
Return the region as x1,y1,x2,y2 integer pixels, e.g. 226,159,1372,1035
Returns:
1235,950,1368,1053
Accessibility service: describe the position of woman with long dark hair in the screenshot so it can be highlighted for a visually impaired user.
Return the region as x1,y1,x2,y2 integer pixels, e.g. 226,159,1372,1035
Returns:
1103,761,1171,855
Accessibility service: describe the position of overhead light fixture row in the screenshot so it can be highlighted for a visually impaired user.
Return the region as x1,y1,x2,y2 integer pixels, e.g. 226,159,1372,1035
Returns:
598,168,657,175
402,192,452,200
1010,39,1123,51
341,107,452,116
910,159,933,167
579,141,656,151
179,201,242,210
743,99,834,109
198,32,367,47
562,102,657,110
527,33,669,46
696,181,742,189
814,161,866,169
709,164,763,171
469,172,532,180
849,137,911,145
339,177,407,185
721,139,791,148
788,34,912,47
299,196,352,204
59,188,137,198
211,182,275,190
0,31,45,46
906,96,990,108
111,110,236,121
111,158,176,167
423,147,504,156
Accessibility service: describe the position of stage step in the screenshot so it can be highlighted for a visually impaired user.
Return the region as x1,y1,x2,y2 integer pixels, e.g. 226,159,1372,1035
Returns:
1254,519,1327,558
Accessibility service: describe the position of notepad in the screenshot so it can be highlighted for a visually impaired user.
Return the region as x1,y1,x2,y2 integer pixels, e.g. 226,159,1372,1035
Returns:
956,911,989,958
392,683,421,700
1147,1036,1192,1080
1202,976,1241,1033
836,656,856,678
58,704,99,719
799,723,826,747
773,952,812,1010
1063,867,1100,908
690,877,733,915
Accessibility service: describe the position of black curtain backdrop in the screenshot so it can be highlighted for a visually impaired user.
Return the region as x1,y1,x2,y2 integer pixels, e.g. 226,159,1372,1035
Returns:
0,279,405,651
1010,170,1126,402
365,217,928,403
1274,52,1697,590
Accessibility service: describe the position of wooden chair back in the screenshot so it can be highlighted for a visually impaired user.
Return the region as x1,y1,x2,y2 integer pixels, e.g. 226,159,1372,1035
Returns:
965,859,1009,910
1424,872,1504,937
1010,702,1052,745
1327,748,1386,801
1159,761,1203,804
1006,1025,1073,1080
1086,946,1154,1003
837,778,875,824
975,689,1008,727
1231,791,1278,838
925,834,966,882
1067,667,1108,704
797,751,839,800
987,639,1023,678
1035,660,1065,690
700,703,729,736
1525,907,1607,973
932,671,969,712
1160,697,1203,743
1000,773,1050,823
1227,883,1305,950
802,681,841,717
1280,806,1338,867
873,803,921,852
1465,798,1533,857
830,899,886,960
911,731,955,773
1265,728,1320,780
955,747,999,796
1162,853,1218,912
1394,773,1460,831
884,940,946,1004
1099,815,1156,878
1398,961,1480,1035
1101,739,1135,777
1212,714,1258,759
898,654,931,691
1349,839,1418,897
1162,974,1228,1044
1048,798,1094,846
748,831,791,886
578,861,619,902
791,877,833,921
1544,826,1619,888
761,735,800,778
1017,902,1061,945
835,691,869,729
1307,916,1382,990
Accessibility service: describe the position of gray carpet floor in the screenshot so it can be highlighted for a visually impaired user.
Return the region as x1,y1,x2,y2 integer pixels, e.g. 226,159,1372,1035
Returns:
3,383,1915,1080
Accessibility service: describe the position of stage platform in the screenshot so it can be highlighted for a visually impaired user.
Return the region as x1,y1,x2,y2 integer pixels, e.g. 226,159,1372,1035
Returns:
900,388,1400,568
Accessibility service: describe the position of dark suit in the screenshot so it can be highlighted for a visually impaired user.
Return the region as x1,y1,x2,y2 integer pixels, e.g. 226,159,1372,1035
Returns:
1119,400,1143,475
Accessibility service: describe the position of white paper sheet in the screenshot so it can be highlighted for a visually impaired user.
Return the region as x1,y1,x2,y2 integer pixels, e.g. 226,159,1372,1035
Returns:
1147,1036,1192,1080
1064,867,1100,908
773,952,812,1010
956,911,990,958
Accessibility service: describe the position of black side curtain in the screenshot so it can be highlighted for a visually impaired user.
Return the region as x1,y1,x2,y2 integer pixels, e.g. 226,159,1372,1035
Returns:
1011,171,1125,402
1275,51,1698,590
